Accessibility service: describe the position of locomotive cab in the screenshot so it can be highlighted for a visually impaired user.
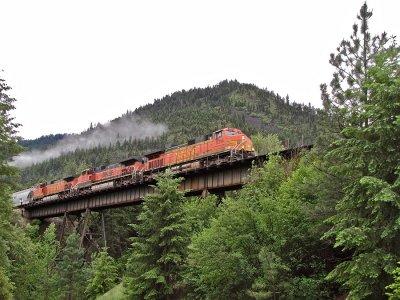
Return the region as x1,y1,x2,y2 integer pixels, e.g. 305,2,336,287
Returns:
213,128,255,154
212,128,242,139
81,168,94,175
213,130,223,139
224,128,242,136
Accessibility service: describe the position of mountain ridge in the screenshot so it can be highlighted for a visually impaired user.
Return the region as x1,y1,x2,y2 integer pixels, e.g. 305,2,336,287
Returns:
18,80,320,187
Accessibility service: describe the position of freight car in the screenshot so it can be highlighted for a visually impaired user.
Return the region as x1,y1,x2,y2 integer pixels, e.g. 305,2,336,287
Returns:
13,128,255,205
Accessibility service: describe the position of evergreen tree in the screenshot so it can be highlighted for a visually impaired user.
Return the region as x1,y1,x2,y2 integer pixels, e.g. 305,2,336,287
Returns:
320,3,395,134
0,187,14,299
7,224,42,299
0,76,22,185
323,43,400,297
35,223,60,299
124,170,189,299
387,264,400,299
57,232,86,299
0,75,23,298
85,248,119,299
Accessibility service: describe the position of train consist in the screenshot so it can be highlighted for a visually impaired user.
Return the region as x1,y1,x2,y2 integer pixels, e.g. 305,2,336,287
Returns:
13,128,255,206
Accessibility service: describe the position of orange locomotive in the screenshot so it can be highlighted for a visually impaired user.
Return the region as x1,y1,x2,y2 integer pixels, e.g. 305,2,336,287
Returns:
13,128,255,205
144,127,254,170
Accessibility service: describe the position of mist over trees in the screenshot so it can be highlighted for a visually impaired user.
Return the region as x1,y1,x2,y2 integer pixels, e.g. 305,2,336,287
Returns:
1,3,399,299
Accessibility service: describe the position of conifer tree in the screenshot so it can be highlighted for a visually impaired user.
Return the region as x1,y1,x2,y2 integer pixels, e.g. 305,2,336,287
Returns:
0,75,22,298
35,223,60,299
321,5,400,295
320,3,395,137
85,248,119,299
124,170,188,299
0,76,22,185
8,225,43,299
0,186,14,299
57,232,86,299
387,264,400,299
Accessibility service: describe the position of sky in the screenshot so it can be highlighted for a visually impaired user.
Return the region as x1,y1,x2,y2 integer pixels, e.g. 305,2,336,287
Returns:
1,0,399,139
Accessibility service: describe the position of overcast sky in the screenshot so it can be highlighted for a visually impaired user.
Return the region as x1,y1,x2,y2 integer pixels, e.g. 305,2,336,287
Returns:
1,0,399,139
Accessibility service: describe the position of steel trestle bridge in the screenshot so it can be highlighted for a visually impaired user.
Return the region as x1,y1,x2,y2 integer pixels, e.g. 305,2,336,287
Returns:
18,146,311,220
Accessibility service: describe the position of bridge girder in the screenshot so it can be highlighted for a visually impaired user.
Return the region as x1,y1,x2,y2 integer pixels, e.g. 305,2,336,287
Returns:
20,146,310,220
22,162,251,219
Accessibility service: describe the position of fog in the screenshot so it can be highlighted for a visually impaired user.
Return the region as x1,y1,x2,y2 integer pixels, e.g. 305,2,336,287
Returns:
11,116,167,168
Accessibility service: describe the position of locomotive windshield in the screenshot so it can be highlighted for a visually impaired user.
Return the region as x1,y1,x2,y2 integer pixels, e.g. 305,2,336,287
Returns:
226,129,237,136
213,130,223,139
225,128,239,136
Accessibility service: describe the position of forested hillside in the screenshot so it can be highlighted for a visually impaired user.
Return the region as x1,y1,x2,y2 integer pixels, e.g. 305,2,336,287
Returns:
19,80,319,187
19,133,67,151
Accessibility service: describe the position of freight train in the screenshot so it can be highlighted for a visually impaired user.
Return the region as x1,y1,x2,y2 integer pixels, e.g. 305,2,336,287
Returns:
13,128,255,206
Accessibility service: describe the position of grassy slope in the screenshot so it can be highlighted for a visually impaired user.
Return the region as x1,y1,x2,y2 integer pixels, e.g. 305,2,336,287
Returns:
97,283,126,300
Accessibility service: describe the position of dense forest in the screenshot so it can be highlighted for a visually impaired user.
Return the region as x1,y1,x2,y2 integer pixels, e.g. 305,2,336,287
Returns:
1,3,400,299
19,133,67,151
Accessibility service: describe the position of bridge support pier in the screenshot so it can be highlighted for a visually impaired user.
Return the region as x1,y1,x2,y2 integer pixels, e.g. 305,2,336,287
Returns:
79,209,90,247
101,211,107,249
78,209,101,255
57,209,102,255
59,212,68,244
201,189,209,197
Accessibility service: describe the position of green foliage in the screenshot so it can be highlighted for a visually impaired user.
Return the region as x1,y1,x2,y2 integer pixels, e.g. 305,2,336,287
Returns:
19,133,66,151
248,248,290,299
186,156,336,299
322,21,400,298
251,133,283,155
320,3,395,129
101,207,142,260
57,232,86,299
0,75,23,298
187,197,259,298
7,225,41,299
387,264,400,299
2,221,62,300
0,267,13,300
0,77,22,185
97,283,127,300
183,195,219,235
0,187,13,284
85,248,119,299
34,223,60,299
124,170,189,299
